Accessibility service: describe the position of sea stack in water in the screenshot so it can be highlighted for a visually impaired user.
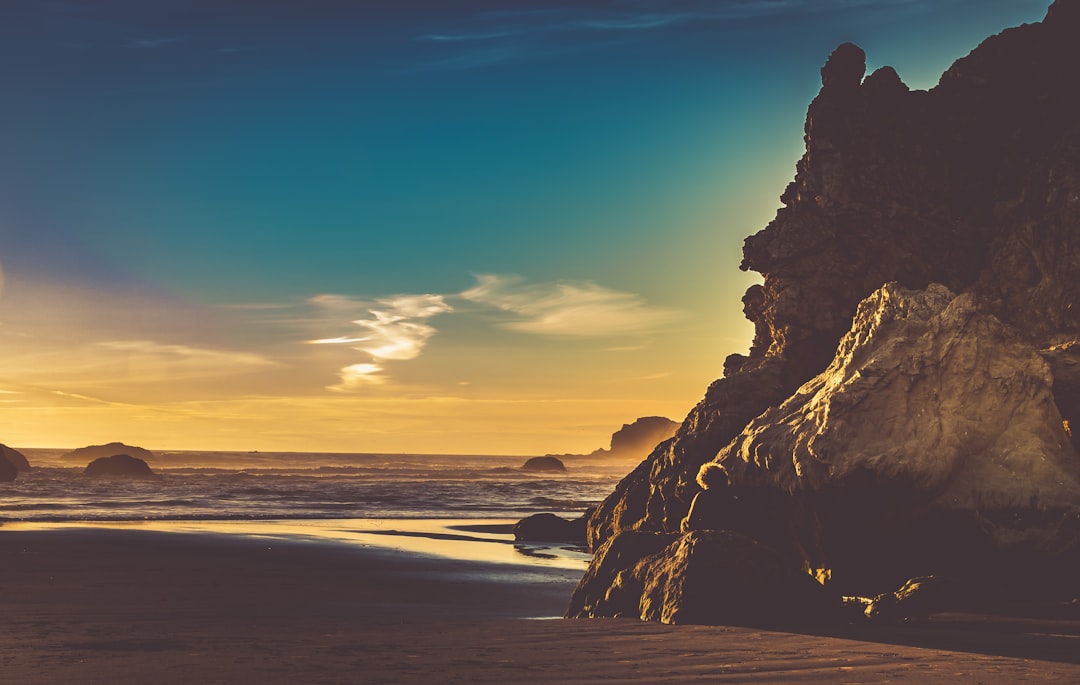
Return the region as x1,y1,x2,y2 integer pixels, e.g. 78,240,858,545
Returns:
592,417,678,460
84,454,155,479
0,451,16,482
521,456,566,473
0,444,31,472
62,442,155,465
575,0,1080,623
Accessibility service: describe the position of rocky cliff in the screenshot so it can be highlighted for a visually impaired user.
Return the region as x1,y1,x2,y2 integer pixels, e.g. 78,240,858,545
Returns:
549,416,678,461
580,0,1080,616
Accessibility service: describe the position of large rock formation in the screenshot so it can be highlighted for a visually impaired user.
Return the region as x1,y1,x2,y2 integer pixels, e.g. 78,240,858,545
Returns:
705,283,1080,591
62,442,155,465
0,451,15,482
580,0,1080,614
0,444,31,471
595,417,678,459
548,416,679,461
587,362,787,548
567,530,838,627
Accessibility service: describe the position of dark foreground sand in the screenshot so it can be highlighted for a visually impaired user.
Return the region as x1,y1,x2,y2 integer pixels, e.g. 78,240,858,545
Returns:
2,529,1080,684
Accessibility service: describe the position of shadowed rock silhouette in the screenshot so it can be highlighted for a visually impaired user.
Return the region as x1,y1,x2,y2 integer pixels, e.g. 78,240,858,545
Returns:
577,0,1080,624
63,442,155,465
0,444,31,471
83,454,155,479
521,456,567,473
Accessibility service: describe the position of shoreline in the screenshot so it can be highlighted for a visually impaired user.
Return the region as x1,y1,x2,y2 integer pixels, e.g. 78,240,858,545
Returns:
3,527,1080,683
0,517,591,571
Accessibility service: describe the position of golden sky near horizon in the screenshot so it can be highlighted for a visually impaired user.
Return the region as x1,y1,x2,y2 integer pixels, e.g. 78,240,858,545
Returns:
0,250,761,454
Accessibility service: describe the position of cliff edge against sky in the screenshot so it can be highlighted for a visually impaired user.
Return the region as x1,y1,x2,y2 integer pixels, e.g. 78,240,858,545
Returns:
578,0,1080,621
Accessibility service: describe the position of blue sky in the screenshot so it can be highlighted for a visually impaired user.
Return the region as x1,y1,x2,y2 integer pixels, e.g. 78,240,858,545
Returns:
0,0,1053,452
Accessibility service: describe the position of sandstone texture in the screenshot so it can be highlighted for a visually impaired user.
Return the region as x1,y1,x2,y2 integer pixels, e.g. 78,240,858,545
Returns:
708,283,1080,590
578,0,1080,617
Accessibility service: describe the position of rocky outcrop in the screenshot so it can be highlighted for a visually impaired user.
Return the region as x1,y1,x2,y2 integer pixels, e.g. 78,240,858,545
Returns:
548,416,679,461
863,576,969,622
608,417,677,456
567,530,838,627
513,512,587,543
521,456,566,473
582,0,1080,612
0,444,31,471
703,283,1080,591
0,451,15,482
83,454,155,478
586,359,787,548
590,417,678,460
62,442,155,465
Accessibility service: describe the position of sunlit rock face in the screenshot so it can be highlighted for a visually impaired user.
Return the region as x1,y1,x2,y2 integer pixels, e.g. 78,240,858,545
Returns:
584,0,1080,604
586,361,787,549
707,283,1080,592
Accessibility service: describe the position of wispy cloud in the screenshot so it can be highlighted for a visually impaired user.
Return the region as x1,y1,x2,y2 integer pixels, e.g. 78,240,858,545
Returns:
423,31,519,43
418,46,517,72
129,36,184,49
308,294,452,391
0,339,278,405
333,363,387,390
95,340,275,377
460,274,683,337
410,2,785,71
413,0,932,71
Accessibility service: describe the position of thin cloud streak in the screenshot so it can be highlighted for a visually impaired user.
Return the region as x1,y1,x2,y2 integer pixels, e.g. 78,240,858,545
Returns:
408,1,795,71
460,274,684,337
420,0,923,44
0,339,278,392
310,294,452,392
96,340,275,371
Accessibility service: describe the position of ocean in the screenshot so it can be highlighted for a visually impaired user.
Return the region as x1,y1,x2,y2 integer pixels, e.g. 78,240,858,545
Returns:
1,448,631,569
4,449,627,523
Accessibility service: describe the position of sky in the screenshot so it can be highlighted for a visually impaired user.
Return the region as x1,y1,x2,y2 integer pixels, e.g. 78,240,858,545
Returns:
0,0,1052,454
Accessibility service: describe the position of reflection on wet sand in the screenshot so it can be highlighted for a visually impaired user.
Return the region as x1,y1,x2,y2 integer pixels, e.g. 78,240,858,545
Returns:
1,518,593,570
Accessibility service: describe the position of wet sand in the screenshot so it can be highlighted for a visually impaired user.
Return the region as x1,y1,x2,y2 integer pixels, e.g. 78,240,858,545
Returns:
2,528,1080,684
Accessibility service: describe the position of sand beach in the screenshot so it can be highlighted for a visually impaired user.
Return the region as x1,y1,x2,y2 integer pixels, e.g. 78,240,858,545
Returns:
2,525,1080,684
